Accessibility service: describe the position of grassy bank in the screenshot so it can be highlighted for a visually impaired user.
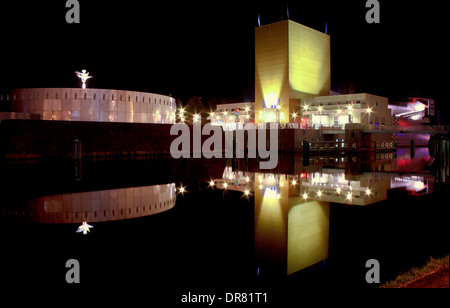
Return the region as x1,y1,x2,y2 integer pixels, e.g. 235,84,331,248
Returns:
380,255,449,288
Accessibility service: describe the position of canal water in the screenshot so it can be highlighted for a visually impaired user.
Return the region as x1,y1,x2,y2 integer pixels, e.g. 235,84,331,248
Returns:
0,144,448,301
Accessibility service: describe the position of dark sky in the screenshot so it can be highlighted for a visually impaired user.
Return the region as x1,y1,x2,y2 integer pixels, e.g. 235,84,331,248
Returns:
0,0,447,117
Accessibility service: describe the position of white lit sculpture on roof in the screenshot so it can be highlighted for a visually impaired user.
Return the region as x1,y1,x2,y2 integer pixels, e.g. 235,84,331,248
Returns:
75,69,93,89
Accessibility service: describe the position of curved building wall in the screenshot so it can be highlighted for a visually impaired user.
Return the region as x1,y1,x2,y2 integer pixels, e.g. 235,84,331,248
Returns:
8,88,176,124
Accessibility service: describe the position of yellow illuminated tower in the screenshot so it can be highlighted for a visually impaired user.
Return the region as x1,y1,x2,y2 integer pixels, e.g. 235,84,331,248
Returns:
255,20,331,123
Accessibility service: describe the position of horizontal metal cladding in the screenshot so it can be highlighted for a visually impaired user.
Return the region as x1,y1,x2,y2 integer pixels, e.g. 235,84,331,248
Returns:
8,88,177,124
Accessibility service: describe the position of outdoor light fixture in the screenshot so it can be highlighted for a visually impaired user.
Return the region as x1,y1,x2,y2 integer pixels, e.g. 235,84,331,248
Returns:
244,189,250,196
223,182,228,189
291,179,297,186
303,104,309,111
367,107,373,114
346,192,353,201
193,114,200,123
302,193,308,200
365,188,372,196
336,187,342,194
178,186,186,195
209,180,215,187
317,190,323,198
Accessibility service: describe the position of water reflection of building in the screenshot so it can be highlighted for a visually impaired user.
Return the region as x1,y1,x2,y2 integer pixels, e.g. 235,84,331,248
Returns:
1,184,176,223
253,172,330,277
212,157,435,277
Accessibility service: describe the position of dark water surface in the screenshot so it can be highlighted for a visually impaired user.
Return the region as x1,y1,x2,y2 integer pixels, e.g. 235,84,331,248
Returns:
0,148,448,302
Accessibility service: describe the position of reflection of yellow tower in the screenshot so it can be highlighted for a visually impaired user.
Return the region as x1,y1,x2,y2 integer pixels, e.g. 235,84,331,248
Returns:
255,20,331,123
254,173,330,277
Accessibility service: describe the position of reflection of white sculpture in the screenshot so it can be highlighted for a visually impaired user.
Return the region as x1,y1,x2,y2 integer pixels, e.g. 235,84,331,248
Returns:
75,70,93,89
76,221,94,235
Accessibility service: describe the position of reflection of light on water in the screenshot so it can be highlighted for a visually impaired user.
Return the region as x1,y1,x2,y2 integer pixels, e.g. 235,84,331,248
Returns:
263,187,279,200
20,183,177,224
391,176,427,192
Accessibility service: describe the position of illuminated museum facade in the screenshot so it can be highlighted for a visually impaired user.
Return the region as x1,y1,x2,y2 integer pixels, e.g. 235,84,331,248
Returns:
255,19,331,124
7,88,176,124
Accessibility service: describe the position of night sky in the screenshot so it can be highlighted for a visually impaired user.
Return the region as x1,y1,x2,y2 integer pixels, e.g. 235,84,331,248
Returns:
0,0,447,119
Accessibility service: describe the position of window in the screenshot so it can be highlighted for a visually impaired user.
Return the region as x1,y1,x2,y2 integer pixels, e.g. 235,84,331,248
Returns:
112,94,114,101
74,93,77,99
94,94,96,100
55,93,58,99
103,94,106,100
65,93,68,99
84,93,87,99
136,96,138,102
120,95,123,101
46,93,49,99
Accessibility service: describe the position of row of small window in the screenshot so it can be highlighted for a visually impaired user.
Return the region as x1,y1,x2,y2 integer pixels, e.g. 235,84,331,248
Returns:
313,100,363,106
6,92,174,106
